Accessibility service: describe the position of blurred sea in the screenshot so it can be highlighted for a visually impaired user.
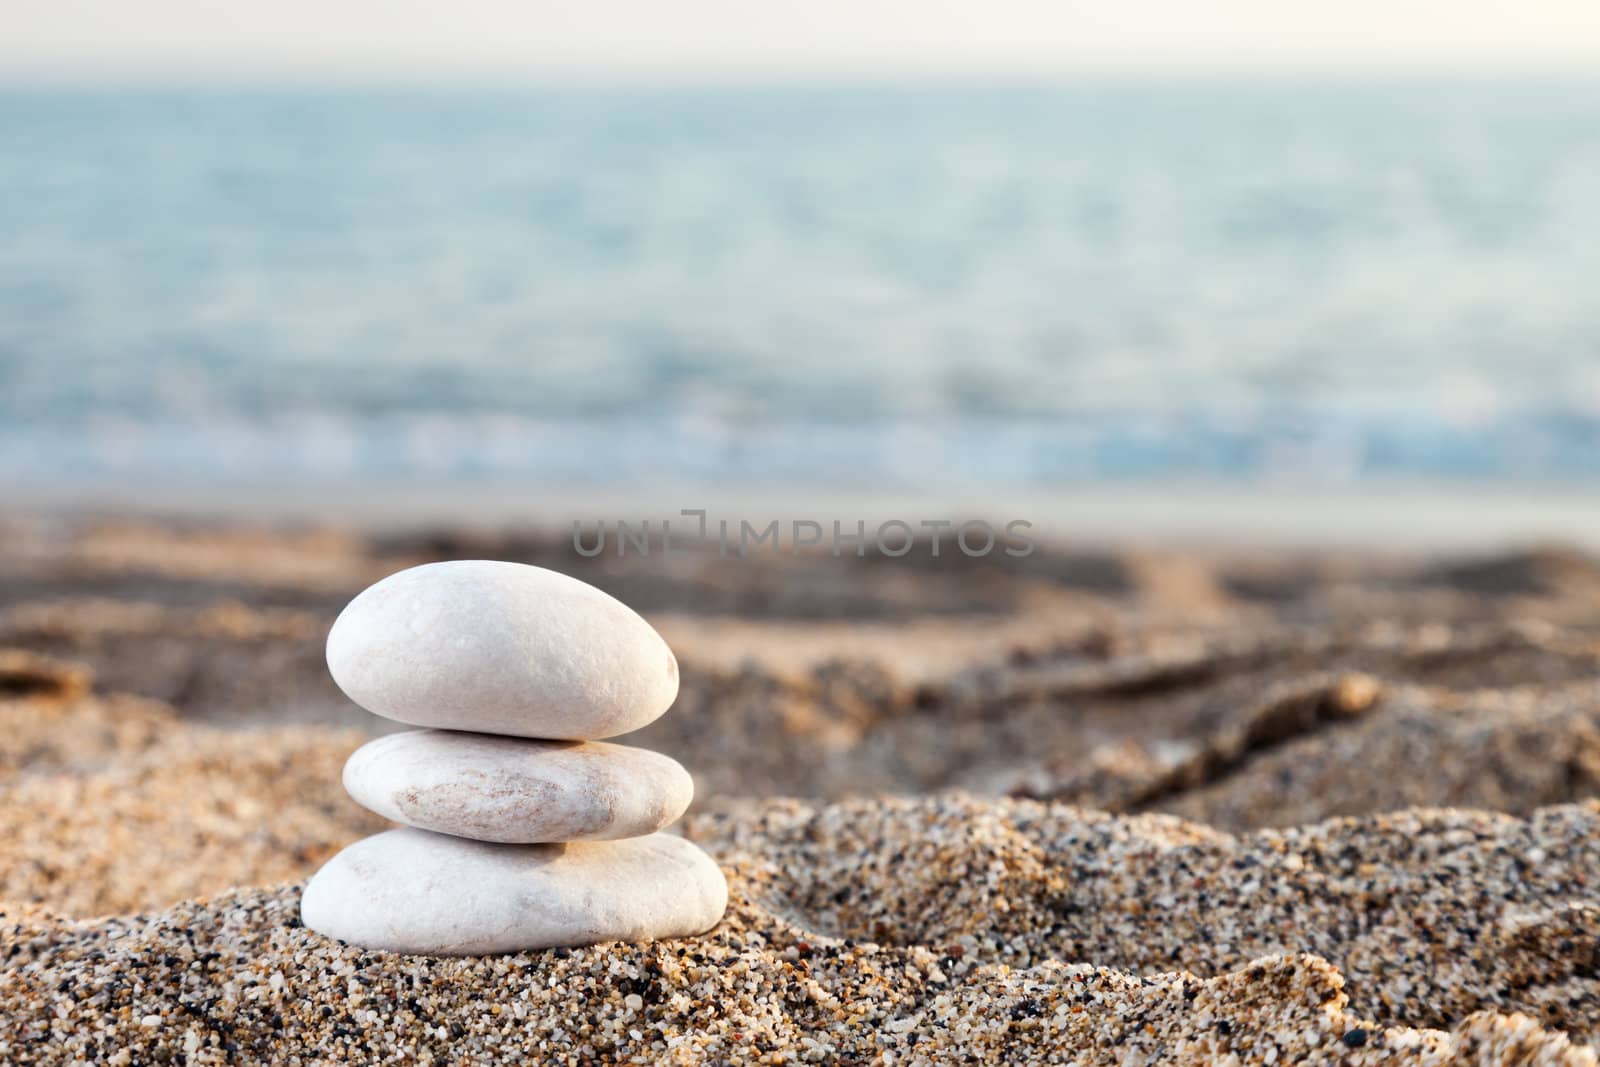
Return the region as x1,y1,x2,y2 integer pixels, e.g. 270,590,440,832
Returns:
1,83,1598,488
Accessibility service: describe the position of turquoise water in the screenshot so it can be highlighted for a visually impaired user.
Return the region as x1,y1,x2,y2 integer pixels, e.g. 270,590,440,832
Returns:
2,83,1598,486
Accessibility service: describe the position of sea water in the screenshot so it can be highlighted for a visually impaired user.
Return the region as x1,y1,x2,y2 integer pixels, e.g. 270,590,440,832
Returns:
1,82,1597,486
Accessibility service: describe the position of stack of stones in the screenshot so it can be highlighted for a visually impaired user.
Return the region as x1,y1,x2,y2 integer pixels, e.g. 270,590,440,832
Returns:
301,560,727,955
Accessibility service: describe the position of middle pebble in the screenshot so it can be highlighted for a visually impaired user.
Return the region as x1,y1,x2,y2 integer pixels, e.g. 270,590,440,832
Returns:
344,730,694,844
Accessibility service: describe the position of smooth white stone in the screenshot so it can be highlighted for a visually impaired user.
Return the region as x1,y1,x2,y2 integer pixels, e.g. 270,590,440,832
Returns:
326,560,678,739
301,828,727,955
342,730,694,843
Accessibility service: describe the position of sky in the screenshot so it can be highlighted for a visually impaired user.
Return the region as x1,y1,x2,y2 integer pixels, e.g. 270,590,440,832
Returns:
4,0,1600,82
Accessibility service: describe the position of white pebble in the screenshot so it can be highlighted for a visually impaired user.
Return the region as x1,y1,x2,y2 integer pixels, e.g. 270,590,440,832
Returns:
342,730,693,843
326,561,678,739
301,827,727,955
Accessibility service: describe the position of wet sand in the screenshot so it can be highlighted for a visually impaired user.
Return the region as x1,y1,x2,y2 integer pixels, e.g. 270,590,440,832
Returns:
3,512,1600,1063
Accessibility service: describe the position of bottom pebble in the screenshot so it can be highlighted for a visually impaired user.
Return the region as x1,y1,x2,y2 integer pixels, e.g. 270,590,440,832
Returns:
301,828,728,954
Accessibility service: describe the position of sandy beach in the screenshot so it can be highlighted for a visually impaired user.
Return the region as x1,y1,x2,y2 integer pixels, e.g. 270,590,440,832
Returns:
6,13,1600,1056
1,508,1598,1063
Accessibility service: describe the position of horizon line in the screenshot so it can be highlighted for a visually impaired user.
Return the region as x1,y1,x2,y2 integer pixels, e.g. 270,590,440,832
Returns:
4,67,1600,91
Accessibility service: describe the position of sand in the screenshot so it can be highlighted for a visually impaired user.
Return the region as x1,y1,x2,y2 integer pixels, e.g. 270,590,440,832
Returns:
3,514,1600,1063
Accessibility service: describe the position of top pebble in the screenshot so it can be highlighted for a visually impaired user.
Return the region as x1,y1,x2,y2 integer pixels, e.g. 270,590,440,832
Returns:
326,560,679,740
